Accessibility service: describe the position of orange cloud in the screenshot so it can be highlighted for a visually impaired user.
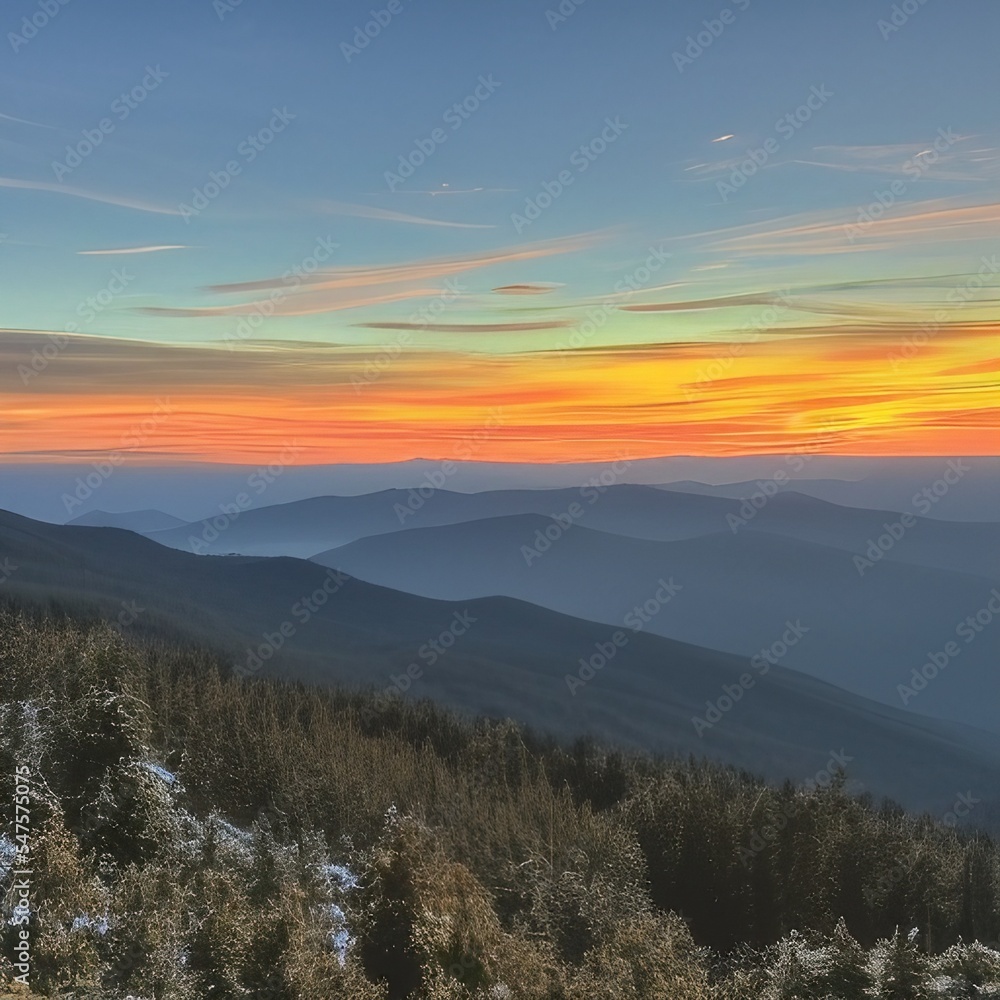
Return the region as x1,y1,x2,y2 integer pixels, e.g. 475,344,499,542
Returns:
2,319,997,464
690,199,1000,257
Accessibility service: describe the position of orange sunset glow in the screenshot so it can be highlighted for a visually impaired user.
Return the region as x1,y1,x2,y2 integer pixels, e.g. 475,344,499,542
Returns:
3,318,998,464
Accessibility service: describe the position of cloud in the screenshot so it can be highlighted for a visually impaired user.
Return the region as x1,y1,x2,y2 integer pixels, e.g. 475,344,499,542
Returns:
78,245,193,256
681,136,1000,187
673,198,1000,258
137,287,441,319
620,292,784,313
0,111,52,129
614,271,1000,331
356,319,577,333
790,138,1000,183
681,157,767,178
813,142,939,160
492,283,565,295
599,281,690,302
0,177,182,215
316,200,495,229
3,319,997,464
205,233,600,296
792,158,993,184
137,233,602,322
392,186,516,196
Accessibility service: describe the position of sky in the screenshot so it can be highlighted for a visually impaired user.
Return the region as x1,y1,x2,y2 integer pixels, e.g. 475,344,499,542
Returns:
2,0,999,466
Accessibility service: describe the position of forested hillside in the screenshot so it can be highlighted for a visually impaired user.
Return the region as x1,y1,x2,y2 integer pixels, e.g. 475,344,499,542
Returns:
2,606,1000,998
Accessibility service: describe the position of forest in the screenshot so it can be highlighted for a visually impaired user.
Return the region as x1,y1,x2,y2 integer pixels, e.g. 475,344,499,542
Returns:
2,605,1000,998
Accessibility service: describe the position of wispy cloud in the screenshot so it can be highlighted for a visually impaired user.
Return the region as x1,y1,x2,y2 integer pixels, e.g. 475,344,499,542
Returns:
790,138,1000,183
391,185,516,196
0,177,182,215
615,270,1000,330
682,157,768,178
620,291,782,313
0,111,53,129
670,198,1000,258
492,283,565,295
78,245,193,256
138,234,600,321
681,136,1000,187
317,199,495,229
203,233,601,297
137,287,440,319
356,319,576,333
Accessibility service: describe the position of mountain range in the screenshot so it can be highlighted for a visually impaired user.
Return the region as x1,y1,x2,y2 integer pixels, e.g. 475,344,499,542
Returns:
2,503,1000,819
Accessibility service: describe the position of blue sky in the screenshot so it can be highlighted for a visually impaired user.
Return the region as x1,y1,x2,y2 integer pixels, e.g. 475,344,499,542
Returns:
3,0,999,466
4,0,998,333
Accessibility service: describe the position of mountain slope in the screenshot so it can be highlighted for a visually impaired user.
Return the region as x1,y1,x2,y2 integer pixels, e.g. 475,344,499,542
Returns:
657,469,1000,523
1,507,999,816
68,508,187,532
313,513,1000,733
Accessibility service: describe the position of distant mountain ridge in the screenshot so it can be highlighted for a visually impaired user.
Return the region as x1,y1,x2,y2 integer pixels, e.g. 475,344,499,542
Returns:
68,508,187,532
4,457,999,523
310,510,1000,734
92,485,1000,581
139,485,740,558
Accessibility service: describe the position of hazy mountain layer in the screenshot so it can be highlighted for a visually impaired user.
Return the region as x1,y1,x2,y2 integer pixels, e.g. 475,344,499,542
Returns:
2,507,1000,816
